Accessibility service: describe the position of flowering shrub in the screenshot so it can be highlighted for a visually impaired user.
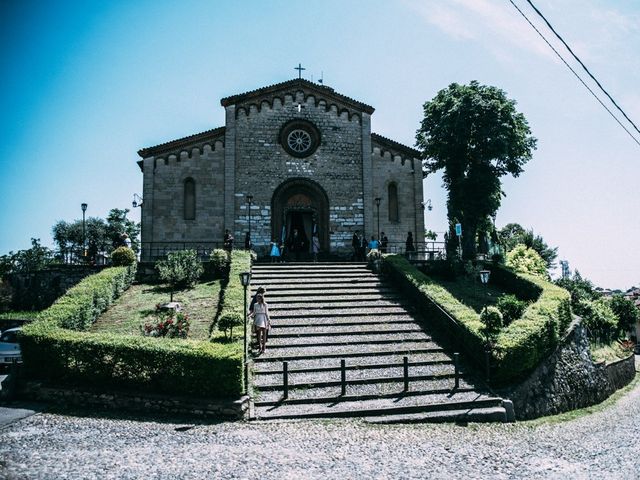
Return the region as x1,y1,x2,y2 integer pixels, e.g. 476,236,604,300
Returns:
143,309,190,338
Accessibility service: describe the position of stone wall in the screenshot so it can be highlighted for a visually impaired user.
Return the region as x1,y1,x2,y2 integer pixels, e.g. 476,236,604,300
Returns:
372,148,424,247
17,381,249,420
142,141,226,248
233,92,365,256
505,320,637,420
7,266,103,311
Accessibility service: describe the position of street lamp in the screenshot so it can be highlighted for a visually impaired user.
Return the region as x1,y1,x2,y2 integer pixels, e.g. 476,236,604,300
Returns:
132,193,143,208
246,194,253,251
239,271,252,394
479,269,491,285
374,197,381,241
422,199,433,211
81,203,88,261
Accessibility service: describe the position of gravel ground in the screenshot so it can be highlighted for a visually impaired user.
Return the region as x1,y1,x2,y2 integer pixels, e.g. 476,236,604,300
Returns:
1,377,639,479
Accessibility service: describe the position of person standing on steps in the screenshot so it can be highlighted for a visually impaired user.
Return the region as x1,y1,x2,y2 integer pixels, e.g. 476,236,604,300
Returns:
248,293,270,354
249,286,267,347
405,231,415,255
289,228,304,262
352,230,361,261
380,232,388,254
270,242,281,263
311,232,320,262
223,229,234,252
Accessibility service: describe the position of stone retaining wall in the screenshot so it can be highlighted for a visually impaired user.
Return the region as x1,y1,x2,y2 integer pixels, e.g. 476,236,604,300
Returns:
505,320,636,420
17,382,249,420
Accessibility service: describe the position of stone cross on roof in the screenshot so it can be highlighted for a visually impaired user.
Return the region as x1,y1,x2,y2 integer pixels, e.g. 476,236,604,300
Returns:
295,63,305,79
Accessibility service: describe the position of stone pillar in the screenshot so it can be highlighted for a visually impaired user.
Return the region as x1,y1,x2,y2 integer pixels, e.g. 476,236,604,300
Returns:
412,158,425,243
141,156,155,261
361,113,373,237
223,105,236,232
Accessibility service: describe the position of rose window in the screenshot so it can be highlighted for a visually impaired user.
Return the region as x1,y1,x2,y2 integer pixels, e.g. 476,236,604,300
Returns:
287,129,312,154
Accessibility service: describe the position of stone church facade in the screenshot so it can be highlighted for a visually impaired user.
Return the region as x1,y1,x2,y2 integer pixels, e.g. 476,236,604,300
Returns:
137,78,424,259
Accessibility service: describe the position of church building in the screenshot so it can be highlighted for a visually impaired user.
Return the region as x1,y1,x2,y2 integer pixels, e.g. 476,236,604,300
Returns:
137,78,425,260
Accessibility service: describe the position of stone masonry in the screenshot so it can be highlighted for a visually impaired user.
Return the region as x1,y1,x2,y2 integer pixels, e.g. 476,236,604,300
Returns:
137,78,424,259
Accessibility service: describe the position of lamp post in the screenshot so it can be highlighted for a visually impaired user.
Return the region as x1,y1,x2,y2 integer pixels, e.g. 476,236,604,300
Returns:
239,271,252,394
132,193,143,209
246,194,253,251
374,197,381,241
479,269,492,382
81,203,88,262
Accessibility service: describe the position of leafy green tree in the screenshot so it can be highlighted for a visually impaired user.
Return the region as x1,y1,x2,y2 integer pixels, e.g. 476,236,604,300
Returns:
416,81,537,259
506,244,549,279
499,223,558,268
0,239,56,275
582,298,617,343
555,271,600,316
609,294,639,335
106,209,140,252
156,250,204,301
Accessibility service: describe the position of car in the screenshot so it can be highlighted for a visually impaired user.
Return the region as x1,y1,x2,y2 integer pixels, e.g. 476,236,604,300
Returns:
0,327,22,366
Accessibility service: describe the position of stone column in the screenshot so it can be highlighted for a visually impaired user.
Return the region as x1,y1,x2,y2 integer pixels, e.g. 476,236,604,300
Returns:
413,158,425,243
223,105,236,233
141,157,155,261
361,113,373,237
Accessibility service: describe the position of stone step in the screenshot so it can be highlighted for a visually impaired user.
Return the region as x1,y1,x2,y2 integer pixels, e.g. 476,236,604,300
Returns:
270,315,415,328
270,324,423,337
253,378,479,405
251,271,375,279
253,362,457,389
364,406,508,424
252,262,367,269
252,352,453,373
269,307,408,319
255,293,401,303
265,332,431,348
268,299,407,310
253,393,504,420
257,287,396,295
252,341,444,361
251,278,384,286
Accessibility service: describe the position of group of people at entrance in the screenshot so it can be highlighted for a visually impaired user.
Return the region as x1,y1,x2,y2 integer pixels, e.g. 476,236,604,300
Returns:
351,230,414,260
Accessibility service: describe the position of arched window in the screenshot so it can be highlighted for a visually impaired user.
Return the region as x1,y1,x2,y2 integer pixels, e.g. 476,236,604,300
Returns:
388,183,399,222
184,178,196,220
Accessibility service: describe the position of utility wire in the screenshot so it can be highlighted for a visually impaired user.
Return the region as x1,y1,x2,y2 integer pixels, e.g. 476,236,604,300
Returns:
507,0,640,147
525,0,640,138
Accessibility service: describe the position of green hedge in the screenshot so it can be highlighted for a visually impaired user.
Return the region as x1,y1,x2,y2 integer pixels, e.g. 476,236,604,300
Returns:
21,263,243,399
383,255,571,385
214,250,252,340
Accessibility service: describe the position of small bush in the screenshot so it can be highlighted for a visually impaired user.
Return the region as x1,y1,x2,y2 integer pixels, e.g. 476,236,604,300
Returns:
506,244,549,279
142,310,190,338
480,306,503,340
156,250,203,293
218,312,243,340
582,298,618,343
209,249,230,278
111,247,136,266
496,294,527,326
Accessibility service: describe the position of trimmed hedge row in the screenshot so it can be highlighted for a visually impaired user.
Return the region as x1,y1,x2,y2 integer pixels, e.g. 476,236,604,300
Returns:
214,250,252,340
383,255,571,385
35,266,136,331
21,263,243,399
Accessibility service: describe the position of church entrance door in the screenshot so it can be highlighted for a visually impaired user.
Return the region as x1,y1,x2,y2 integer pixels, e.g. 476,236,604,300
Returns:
271,178,330,257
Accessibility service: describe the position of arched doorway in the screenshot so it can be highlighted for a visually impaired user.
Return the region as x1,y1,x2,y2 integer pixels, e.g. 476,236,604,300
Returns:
271,178,330,256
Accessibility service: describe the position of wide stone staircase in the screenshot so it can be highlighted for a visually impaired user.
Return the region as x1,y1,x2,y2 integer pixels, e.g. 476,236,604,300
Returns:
249,262,511,423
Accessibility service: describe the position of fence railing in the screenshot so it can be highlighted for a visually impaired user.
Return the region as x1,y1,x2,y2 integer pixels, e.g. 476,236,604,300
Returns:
384,241,447,260
140,242,224,261
281,354,461,399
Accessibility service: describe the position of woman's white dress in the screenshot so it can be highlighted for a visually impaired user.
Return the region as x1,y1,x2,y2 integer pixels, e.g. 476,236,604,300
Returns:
253,302,268,328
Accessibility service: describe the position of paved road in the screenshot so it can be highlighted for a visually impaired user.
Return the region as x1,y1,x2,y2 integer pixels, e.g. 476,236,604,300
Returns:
0,377,639,479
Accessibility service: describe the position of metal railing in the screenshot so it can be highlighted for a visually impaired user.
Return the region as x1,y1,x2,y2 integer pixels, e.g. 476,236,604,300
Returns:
140,242,224,261
281,354,461,400
383,241,447,260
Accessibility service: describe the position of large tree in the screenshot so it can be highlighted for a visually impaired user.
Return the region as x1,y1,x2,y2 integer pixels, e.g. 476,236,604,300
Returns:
499,222,558,269
416,81,537,259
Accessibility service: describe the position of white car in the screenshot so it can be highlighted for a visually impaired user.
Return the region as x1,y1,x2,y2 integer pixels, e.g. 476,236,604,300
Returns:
0,327,22,365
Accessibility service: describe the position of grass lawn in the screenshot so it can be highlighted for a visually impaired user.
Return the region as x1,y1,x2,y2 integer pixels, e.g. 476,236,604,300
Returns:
91,280,223,341
435,276,506,313
590,341,634,364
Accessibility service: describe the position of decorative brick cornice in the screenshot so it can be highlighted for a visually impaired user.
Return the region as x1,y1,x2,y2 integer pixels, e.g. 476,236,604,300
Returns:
137,126,226,159
371,132,421,160
221,78,375,119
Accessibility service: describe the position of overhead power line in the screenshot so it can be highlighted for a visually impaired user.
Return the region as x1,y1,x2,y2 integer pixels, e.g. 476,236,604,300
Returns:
507,0,640,148
525,0,640,139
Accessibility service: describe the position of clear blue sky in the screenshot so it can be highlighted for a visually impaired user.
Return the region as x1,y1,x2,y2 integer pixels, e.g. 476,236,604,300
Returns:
1,0,638,289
